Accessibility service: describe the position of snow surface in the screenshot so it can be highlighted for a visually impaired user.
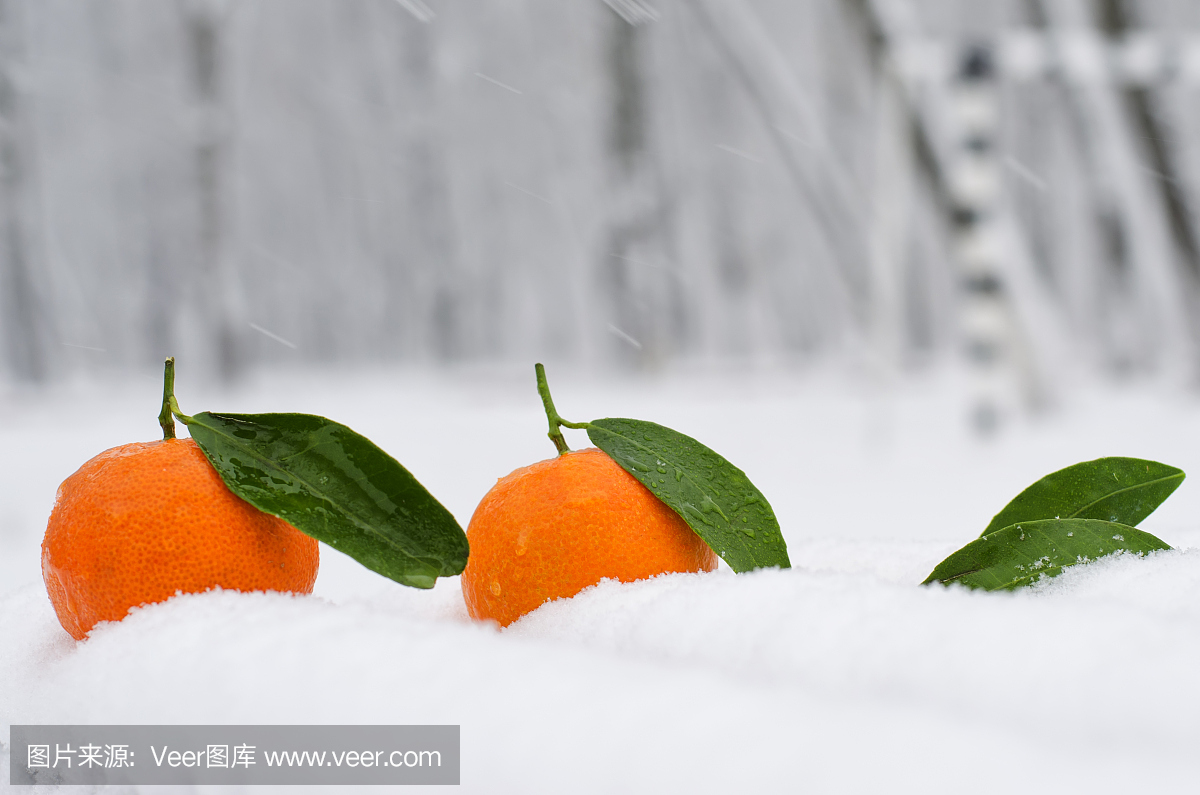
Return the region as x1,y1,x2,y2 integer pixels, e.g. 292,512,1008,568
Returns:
4,363,1200,794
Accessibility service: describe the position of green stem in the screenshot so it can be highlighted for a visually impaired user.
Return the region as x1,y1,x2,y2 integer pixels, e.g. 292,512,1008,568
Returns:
535,363,589,456
158,356,194,440
159,357,177,440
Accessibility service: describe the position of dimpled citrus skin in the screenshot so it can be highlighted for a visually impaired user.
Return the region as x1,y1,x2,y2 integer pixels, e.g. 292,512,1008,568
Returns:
462,447,717,627
42,438,319,640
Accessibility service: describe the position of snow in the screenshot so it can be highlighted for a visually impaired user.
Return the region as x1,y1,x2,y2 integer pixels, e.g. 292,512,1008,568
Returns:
4,363,1200,794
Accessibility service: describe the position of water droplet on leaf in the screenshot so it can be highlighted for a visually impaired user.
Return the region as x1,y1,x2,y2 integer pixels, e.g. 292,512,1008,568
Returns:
699,495,729,521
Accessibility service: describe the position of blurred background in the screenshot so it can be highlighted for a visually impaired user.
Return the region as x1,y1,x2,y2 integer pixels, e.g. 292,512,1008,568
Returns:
3,0,1200,428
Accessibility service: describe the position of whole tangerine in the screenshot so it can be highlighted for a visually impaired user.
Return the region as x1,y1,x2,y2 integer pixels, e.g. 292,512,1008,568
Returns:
461,447,717,627
42,435,319,640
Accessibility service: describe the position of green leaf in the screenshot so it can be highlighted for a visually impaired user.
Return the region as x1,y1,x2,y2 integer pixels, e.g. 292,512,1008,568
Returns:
981,457,1184,537
185,412,468,588
585,417,790,572
924,518,1171,591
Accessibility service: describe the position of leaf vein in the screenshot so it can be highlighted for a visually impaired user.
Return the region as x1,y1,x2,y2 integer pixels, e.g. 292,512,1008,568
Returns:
1067,473,1184,520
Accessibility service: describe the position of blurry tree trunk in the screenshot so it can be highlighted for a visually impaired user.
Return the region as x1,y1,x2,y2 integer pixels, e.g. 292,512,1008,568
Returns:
184,0,241,379
599,9,678,367
1034,0,1193,375
689,0,868,333
142,163,177,365
0,0,46,382
866,64,910,379
1094,0,1200,370
394,14,461,360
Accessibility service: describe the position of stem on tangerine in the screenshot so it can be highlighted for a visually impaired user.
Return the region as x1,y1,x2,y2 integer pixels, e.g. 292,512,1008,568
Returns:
159,356,195,440
535,363,589,456
159,357,177,440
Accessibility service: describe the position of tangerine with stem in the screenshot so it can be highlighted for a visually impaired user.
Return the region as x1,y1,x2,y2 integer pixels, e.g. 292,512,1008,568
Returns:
41,358,319,640
461,365,717,627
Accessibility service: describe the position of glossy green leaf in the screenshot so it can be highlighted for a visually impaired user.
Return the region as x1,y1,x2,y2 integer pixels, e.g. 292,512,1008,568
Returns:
981,457,1184,537
585,417,790,572
185,411,468,588
924,518,1170,591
